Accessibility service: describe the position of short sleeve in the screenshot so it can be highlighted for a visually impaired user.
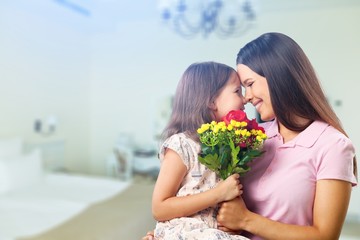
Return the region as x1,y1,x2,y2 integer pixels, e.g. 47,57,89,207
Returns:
159,134,196,170
317,134,357,186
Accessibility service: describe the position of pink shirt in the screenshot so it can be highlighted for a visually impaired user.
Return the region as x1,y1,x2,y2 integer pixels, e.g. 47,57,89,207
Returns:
241,120,357,240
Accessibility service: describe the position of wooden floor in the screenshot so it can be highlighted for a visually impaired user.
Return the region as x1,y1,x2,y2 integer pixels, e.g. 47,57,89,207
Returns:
20,176,157,240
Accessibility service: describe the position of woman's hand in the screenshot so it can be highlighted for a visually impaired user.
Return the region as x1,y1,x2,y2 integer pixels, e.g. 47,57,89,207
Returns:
215,173,243,202
217,222,243,236
217,196,248,231
141,230,154,240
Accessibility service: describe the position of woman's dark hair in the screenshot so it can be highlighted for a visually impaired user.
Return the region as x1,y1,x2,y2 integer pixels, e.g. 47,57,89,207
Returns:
236,32,357,178
161,61,237,142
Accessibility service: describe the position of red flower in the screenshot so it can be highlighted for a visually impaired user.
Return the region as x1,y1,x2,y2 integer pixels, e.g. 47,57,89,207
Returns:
221,110,248,125
247,118,265,132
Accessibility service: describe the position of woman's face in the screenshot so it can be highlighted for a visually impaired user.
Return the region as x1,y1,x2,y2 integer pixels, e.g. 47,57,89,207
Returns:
237,64,275,121
212,72,246,121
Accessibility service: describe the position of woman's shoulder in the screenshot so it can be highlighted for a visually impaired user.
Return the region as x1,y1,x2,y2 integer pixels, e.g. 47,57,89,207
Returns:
306,121,355,160
311,121,357,185
317,121,352,143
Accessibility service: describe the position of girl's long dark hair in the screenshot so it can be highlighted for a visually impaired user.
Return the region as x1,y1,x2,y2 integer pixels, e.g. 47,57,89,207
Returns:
236,32,357,178
161,61,236,142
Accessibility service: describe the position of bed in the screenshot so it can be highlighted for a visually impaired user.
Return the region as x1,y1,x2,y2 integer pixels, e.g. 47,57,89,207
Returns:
0,138,131,240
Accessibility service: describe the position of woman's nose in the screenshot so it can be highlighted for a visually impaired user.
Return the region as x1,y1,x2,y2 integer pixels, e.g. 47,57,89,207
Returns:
244,91,252,103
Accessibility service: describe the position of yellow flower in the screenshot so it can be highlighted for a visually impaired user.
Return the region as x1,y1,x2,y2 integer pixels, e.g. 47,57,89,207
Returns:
218,121,226,127
240,121,248,127
197,123,211,134
235,122,240,127
240,129,248,136
256,136,263,141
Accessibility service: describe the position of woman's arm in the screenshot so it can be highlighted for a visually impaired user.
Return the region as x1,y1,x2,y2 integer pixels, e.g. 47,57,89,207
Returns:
217,179,352,240
152,148,242,222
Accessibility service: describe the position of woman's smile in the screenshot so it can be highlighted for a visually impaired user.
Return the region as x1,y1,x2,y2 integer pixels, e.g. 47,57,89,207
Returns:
252,100,263,112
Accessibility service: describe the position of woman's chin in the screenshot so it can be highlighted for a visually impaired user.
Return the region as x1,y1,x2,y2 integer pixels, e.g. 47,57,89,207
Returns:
259,113,275,122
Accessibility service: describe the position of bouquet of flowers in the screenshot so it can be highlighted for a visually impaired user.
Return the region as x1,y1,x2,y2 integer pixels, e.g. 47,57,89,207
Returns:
197,110,267,180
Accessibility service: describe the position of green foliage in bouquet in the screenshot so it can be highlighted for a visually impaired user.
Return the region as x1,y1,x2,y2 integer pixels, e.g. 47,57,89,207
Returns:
197,110,267,180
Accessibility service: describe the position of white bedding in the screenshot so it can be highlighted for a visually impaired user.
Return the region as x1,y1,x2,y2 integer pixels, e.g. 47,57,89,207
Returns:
0,172,130,240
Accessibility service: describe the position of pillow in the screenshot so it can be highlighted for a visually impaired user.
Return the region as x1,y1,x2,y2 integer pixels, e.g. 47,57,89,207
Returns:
0,137,23,158
0,148,43,193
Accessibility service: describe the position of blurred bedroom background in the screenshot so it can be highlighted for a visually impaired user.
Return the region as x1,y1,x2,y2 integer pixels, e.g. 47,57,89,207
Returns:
0,0,359,239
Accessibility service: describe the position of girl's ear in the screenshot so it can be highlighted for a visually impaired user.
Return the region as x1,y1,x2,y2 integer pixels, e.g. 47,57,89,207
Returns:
208,100,217,111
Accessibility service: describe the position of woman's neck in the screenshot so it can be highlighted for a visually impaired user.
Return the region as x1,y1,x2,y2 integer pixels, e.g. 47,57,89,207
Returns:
278,124,299,143
277,117,311,143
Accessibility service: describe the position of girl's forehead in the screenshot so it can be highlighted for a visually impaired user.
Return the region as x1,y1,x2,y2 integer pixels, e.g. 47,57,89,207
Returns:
228,71,241,84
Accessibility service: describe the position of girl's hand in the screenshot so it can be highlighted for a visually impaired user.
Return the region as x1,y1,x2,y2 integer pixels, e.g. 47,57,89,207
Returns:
217,222,242,235
141,230,154,240
215,173,242,202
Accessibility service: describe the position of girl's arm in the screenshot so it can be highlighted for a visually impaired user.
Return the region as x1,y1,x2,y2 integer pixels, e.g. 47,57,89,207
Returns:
152,148,242,222
217,179,352,240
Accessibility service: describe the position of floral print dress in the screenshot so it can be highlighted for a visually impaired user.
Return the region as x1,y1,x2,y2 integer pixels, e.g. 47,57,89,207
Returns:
154,133,249,240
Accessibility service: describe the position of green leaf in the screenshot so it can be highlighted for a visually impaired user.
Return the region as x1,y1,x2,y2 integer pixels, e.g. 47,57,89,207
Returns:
233,166,250,175
219,169,228,180
239,150,264,165
200,143,216,156
229,139,240,167
219,145,230,170
198,153,220,172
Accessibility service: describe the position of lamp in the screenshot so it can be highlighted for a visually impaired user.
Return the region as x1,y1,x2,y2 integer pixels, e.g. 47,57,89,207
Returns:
158,0,256,39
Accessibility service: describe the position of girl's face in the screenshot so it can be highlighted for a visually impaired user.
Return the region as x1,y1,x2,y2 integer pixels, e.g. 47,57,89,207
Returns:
212,72,246,121
237,64,275,121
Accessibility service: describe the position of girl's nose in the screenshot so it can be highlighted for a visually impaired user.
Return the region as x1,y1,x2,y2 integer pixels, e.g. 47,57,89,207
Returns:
243,96,249,104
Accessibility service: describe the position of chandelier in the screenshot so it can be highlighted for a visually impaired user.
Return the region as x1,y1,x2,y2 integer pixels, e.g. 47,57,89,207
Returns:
158,0,256,39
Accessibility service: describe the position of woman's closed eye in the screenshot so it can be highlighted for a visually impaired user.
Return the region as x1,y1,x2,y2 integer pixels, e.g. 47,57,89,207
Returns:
241,78,254,88
243,82,254,89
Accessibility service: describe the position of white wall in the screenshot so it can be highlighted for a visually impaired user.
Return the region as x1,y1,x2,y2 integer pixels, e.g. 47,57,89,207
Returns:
0,0,359,217
0,0,92,172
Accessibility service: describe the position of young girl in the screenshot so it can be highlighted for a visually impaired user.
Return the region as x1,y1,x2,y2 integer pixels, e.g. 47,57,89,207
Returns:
152,62,249,239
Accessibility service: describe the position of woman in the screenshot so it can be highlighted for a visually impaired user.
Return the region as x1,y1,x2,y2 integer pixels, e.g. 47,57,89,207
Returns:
143,32,357,240
216,32,357,240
